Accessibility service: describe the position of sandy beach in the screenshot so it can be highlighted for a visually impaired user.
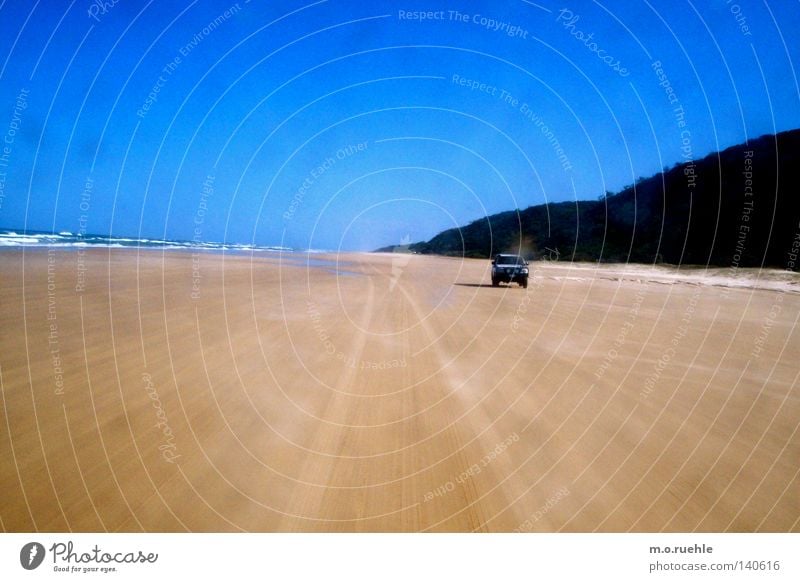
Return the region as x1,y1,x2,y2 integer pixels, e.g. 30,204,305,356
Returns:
0,248,798,532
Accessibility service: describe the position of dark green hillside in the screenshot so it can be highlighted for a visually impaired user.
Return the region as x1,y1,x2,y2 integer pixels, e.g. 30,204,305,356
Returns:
387,129,800,268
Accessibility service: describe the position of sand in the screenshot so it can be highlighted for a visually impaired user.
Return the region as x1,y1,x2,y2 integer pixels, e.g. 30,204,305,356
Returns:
0,248,798,532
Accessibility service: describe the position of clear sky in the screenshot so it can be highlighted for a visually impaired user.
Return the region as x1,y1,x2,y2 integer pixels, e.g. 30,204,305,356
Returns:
0,0,798,251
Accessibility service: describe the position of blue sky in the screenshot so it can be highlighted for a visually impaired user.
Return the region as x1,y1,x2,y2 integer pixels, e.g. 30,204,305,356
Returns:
0,0,798,250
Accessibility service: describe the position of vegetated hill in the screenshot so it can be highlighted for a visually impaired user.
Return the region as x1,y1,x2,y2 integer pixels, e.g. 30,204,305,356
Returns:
391,129,800,267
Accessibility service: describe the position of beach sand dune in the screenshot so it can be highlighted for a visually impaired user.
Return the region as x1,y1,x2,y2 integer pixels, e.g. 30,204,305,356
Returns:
1,249,798,531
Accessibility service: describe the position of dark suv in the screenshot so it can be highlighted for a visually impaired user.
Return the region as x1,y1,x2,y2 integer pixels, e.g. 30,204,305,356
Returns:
491,254,529,288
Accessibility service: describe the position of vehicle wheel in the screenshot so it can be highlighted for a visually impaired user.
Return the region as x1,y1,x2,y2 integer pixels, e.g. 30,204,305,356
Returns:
521,279,528,289
492,278,499,287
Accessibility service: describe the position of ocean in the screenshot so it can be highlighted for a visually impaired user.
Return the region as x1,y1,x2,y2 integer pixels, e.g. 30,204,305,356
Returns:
0,228,310,253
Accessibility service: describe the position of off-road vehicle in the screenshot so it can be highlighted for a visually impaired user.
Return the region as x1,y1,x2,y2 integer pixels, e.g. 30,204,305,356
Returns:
491,254,529,288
